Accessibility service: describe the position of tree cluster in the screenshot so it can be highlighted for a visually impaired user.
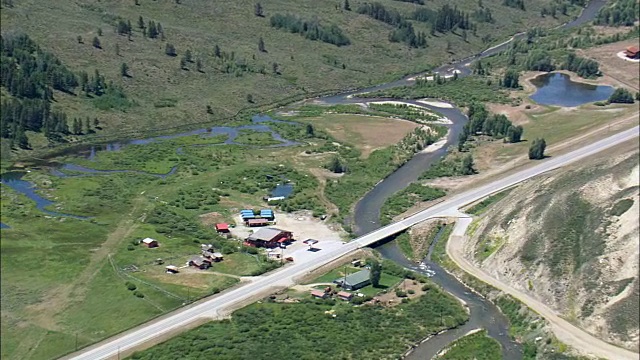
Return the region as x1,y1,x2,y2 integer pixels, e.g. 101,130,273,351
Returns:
413,5,473,33
357,3,427,48
594,0,638,26
502,0,525,10
116,19,133,36
270,13,351,47
501,68,520,88
0,34,84,148
458,102,523,150
561,52,599,78
472,7,493,23
1,34,78,99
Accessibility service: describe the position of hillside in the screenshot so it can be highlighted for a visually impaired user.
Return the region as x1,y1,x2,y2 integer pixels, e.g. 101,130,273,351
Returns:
0,0,584,157
466,143,639,351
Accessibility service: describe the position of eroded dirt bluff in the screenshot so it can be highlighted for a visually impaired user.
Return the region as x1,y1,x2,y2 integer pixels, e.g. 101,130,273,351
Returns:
465,147,639,352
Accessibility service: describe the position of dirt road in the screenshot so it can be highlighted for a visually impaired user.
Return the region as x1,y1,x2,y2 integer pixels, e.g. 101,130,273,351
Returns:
446,218,639,360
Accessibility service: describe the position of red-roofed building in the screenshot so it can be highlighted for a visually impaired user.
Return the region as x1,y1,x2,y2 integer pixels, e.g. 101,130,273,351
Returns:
337,291,353,301
245,227,293,248
215,223,230,233
624,46,639,59
311,290,328,299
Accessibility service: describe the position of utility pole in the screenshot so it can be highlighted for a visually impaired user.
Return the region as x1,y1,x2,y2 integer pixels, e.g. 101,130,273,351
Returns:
75,333,78,351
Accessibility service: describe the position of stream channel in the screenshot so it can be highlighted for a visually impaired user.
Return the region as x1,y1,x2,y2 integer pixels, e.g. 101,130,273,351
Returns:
0,1,607,358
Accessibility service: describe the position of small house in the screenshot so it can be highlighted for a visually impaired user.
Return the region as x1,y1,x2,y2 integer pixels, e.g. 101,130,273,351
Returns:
337,291,353,301
311,290,328,299
624,46,639,59
142,238,159,248
165,265,179,274
215,223,230,233
245,227,293,248
188,256,212,270
333,269,371,291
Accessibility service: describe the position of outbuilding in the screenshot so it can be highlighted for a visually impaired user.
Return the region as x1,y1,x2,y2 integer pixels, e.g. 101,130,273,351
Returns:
311,290,328,299
165,265,179,274
337,291,353,301
215,223,230,233
142,238,159,248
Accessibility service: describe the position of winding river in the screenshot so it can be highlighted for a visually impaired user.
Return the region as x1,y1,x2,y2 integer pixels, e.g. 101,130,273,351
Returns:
0,1,608,358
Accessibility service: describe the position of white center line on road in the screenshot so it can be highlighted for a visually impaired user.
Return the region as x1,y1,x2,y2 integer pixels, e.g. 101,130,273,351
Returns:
66,126,639,360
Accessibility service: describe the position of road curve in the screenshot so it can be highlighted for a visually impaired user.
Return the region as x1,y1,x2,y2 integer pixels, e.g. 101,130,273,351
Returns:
446,217,640,360
66,126,639,360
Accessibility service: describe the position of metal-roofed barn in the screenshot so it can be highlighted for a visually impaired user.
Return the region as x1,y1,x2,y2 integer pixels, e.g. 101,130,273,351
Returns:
333,269,371,291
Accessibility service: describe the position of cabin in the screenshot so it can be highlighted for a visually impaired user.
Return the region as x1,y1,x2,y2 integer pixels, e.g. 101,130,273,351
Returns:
333,269,371,291
245,227,293,248
337,291,353,301
188,255,212,269
142,238,159,248
624,46,639,59
215,223,230,233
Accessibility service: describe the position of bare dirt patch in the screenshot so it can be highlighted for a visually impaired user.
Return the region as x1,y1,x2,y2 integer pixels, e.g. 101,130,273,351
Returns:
304,114,419,158
229,210,347,242
375,279,426,307
198,212,225,227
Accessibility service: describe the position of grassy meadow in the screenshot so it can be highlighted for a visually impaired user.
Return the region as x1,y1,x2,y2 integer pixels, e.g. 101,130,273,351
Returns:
0,0,582,157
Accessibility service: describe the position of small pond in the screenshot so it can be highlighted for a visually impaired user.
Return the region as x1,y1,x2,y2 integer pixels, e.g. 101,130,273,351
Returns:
529,72,614,107
271,183,294,198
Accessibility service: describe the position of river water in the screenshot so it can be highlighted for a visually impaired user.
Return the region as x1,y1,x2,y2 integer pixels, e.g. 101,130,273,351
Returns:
0,2,607,358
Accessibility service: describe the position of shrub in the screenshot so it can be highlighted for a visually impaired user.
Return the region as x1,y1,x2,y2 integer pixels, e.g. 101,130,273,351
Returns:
133,291,144,298
127,244,135,251
125,282,137,291
421,284,431,291
395,290,407,297
408,289,416,295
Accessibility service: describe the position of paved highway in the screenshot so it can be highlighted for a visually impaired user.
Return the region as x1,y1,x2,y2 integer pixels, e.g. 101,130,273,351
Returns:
67,125,639,360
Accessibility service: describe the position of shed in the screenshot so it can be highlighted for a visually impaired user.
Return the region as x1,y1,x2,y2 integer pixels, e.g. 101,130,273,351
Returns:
624,46,639,59
142,238,158,248
337,291,353,301
215,223,230,233
166,265,179,273
333,269,371,291
311,290,328,299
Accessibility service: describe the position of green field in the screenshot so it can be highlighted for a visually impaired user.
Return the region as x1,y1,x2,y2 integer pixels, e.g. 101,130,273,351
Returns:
0,0,583,157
